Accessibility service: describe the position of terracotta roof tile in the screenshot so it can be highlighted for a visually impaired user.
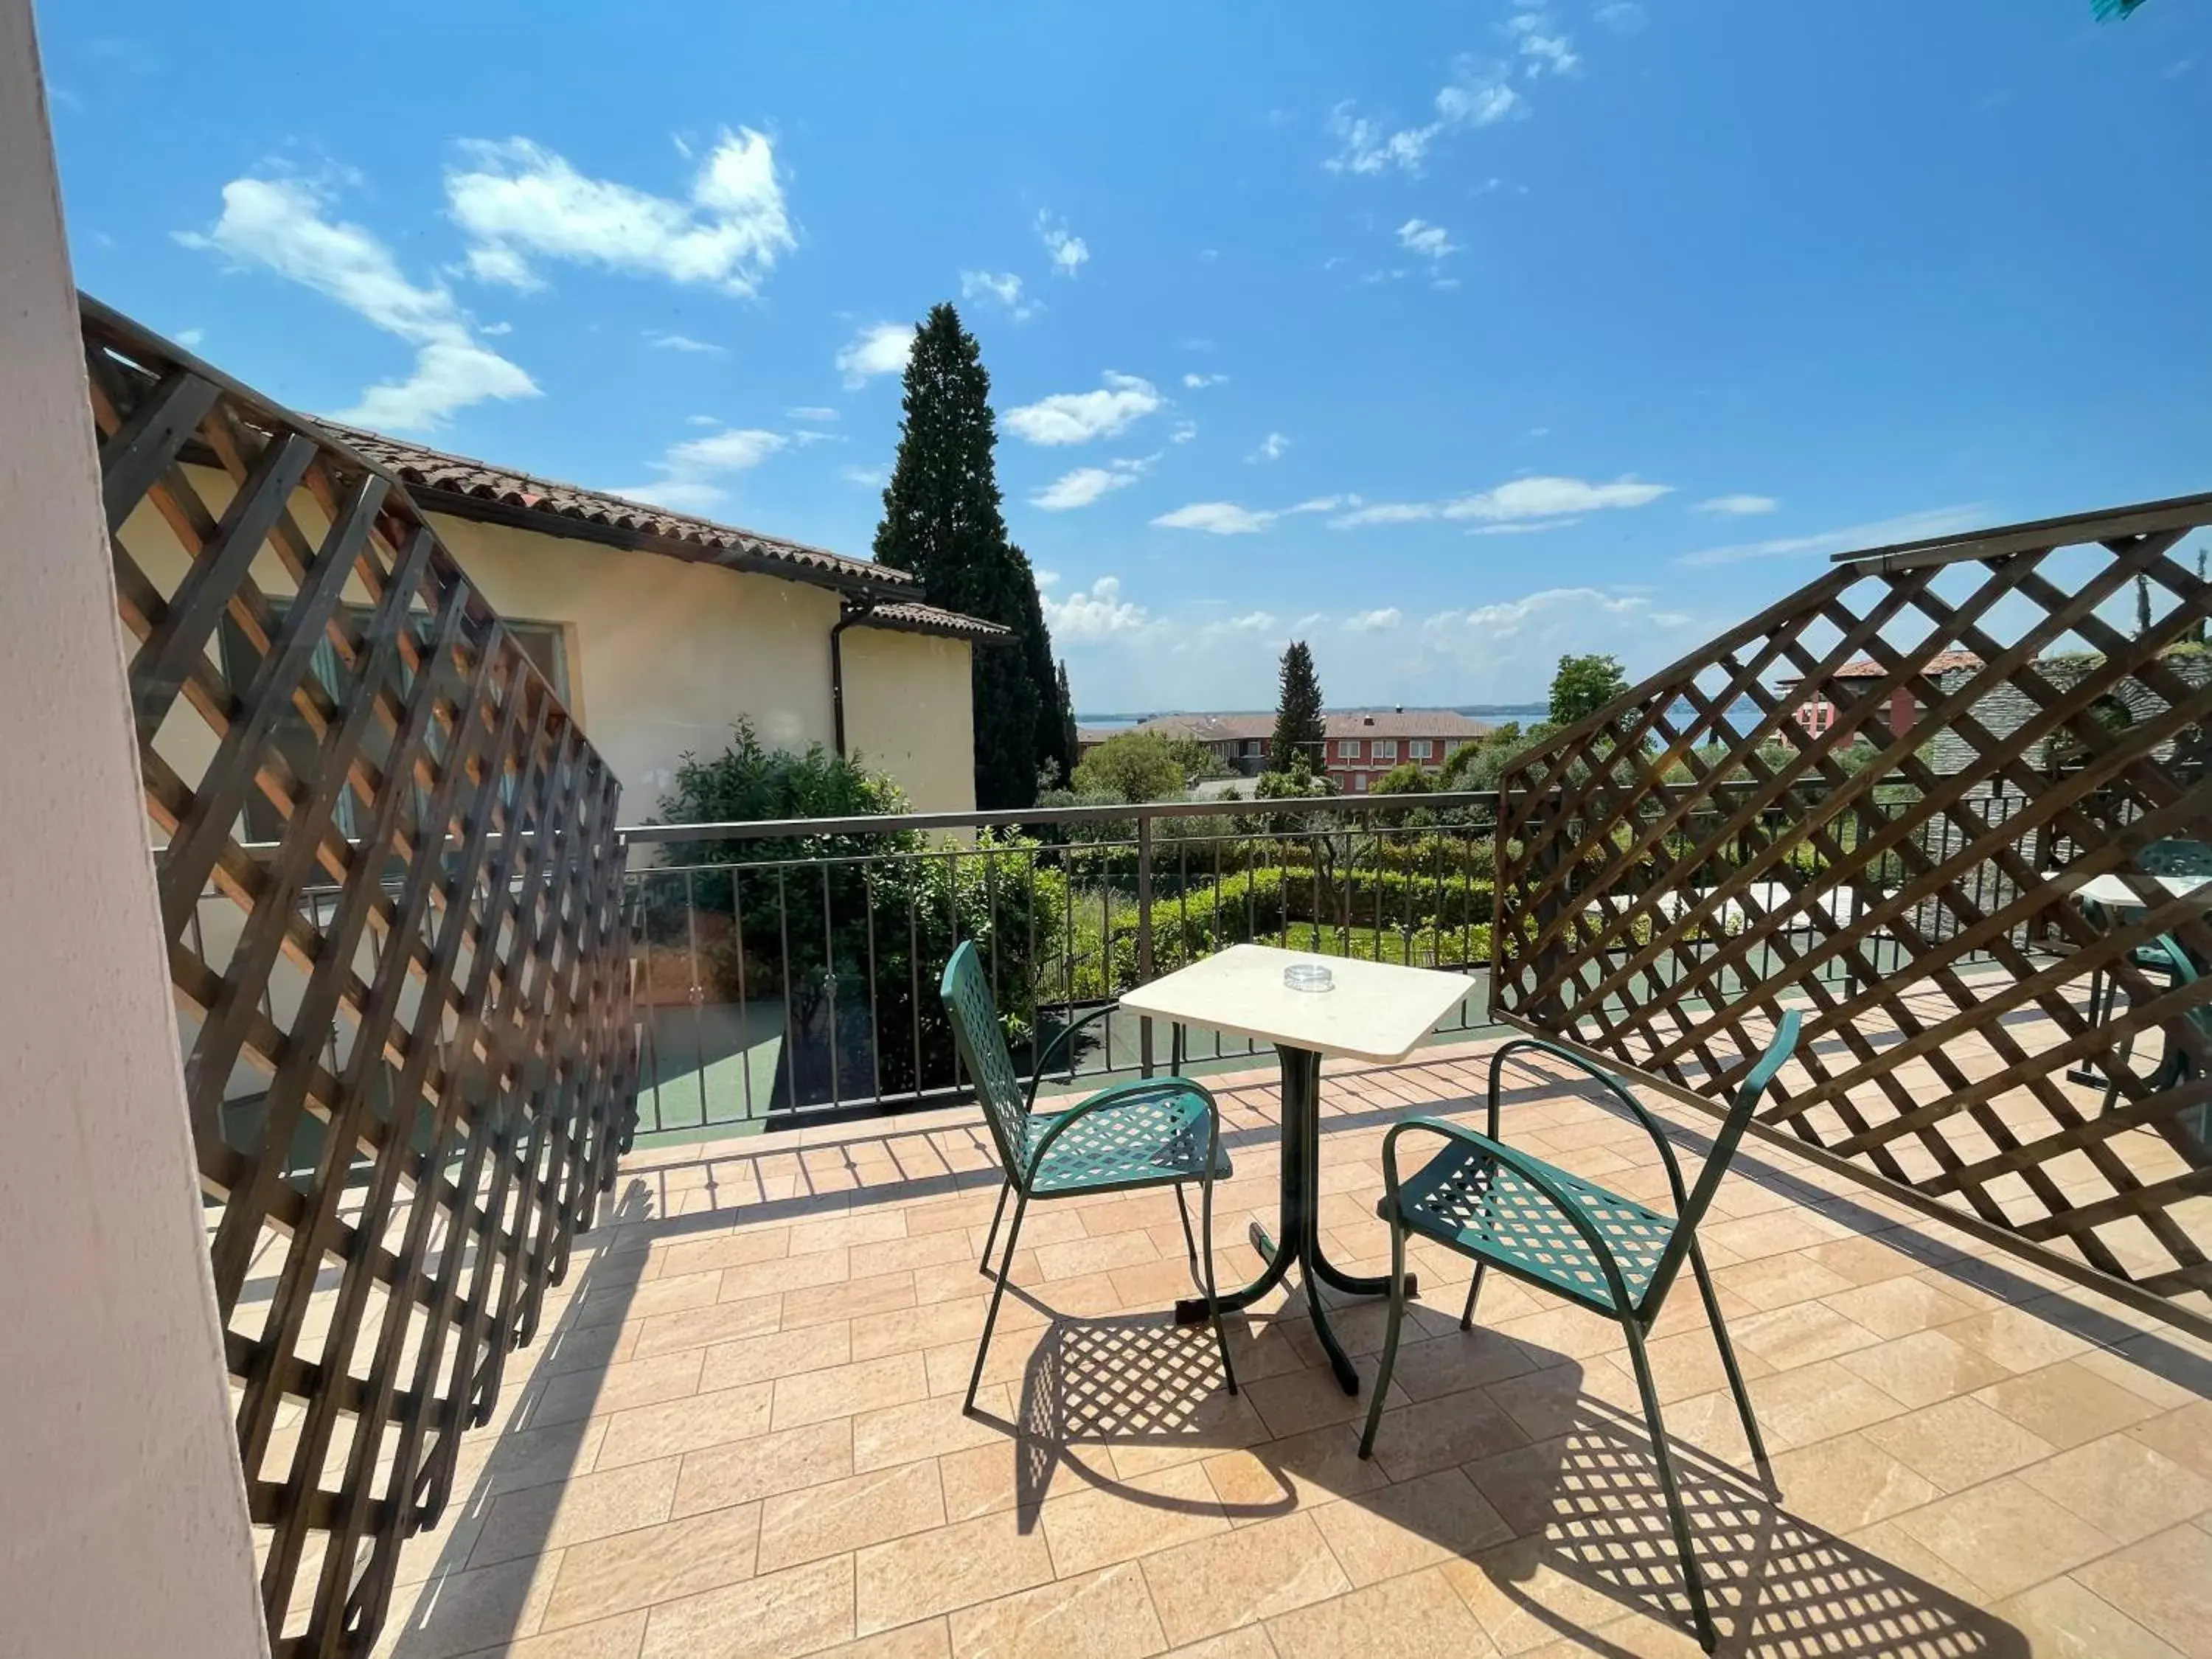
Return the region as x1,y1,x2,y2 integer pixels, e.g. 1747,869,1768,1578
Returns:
856,601,1010,641
320,422,912,594
1827,650,1986,679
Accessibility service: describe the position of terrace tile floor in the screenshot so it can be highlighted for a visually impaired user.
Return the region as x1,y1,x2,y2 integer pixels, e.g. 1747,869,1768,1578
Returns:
368,1031,2212,1658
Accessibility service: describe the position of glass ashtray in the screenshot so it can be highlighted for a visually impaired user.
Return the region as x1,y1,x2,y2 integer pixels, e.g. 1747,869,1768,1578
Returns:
1283,963,1335,993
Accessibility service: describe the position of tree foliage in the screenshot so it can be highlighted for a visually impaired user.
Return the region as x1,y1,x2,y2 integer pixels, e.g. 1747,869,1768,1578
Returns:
1269,641,1326,773
1071,729,1220,801
871,302,1058,807
1548,653,1630,726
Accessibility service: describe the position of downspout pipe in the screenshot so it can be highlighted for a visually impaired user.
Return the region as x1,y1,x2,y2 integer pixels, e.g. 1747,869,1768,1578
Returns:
830,599,871,758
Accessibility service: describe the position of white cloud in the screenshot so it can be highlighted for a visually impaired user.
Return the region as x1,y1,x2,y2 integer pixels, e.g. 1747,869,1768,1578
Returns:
960,268,1037,320
1678,506,1989,568
1003,372,1161,445
1327,63,1523,177
1596,2,1646,34
1032,456,1153,512
835,321,913,387
841,464,887,488
1152,501,1273,535
1468,517,1580,535
615,425,787,514
1334,474,1670,528
1344,608,1402,633
446,128,793,297
1183,372,1228,389
1397,219,1458,260
1152,493,1350,535
1695,493,1779,516
1045,576,1146,639
179,175,538,431
1250,431,1290,464
1038,212,1090,276
647,330,724,354
787,406,838,422
686,413,719,426
1170,420,1198,444
1035,569,1061,589
1211,611,1278,633
1506,11,1581,76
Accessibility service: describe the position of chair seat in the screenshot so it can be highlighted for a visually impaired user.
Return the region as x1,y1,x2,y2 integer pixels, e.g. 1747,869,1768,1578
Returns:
1025,1083,1231,1195
1387,1135,1675,1312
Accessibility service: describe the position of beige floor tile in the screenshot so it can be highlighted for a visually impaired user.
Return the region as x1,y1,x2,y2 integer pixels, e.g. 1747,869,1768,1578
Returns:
813,1621,954,1658
2128,1401,2212,1481
1767,1432,1938,1533
1385,1329,1540,1402
539,1503,760,1631
696,1324,854,1393
1367,1385,1531,1483
786,1206,912,1255
1158,1627,1276,1658
2022,1434,2212,1547
855,1511,1057,1633
1973,1359,2163,1450
625,1295,785,1362
772,1352,930,1428
853,1385,1016,1470
2076,1523,2212,1658
756,1458,947,1572
1942,1306,2093,1374
852,1229,983,1279
575,1267,724,1329
1711,1252,1857,1312
470,1458,681,1568
1309,1469,1513,1585
1140,1512,1353,1648
526,1351,706,1431
1862,1397,2057,1493
1244,1363,1397,1440
1604,1326,1773,1405
639,1553,855,1659
782,1270,919,1331
457,1610,647,1659
1441,1538,1661,1656
1994,1578,2185,1659
849,1295,990,1363
670,1419,853,1518
945,1561,1169,1659
718,1247,851,1305
593,1382,774,1470
1740,1357,1904,1450
378,1554,566,1659
1890,1475,2118,1600
1489,1303,1626,1364
1042,1460,1228,1577
1202,1422,1391,1523
1820,1273,1978,1339
1843,1517,1995,1606
1834,1328,2013,1410
1265,1565,1497,1658
1731,1300,1881,1369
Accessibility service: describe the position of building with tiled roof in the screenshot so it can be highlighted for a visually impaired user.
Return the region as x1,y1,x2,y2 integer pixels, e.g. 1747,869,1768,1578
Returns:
1078,707,1489,790
310,425,1007,813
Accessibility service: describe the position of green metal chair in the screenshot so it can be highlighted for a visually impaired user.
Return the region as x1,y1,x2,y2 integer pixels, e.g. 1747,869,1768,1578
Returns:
1359,1015,1801,1654
939,942,1237,1413
2098,934,2212,1138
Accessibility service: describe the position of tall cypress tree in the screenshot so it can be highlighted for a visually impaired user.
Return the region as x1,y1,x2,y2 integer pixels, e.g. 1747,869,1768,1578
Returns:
872,304,1054,807
1054,660,1079,784
1270,641,1326,774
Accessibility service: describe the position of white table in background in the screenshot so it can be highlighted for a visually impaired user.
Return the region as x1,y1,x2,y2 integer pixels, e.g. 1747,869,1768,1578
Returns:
1119,944,1472,1396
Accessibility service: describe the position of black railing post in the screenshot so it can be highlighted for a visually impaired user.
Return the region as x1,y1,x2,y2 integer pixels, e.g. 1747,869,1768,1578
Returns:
1137,808,1155,1079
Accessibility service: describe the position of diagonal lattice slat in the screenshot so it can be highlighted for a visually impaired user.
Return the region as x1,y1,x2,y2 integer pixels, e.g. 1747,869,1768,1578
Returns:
83,296,636,1658
1492,495,2212,1328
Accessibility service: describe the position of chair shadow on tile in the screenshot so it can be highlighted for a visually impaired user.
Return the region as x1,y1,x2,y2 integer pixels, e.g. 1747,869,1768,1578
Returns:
987,1294,2028,1657
1439,1393,2029,1658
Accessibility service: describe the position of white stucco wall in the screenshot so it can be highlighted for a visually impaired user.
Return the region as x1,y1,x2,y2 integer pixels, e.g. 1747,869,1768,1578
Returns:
842,625,981,814
0,4,268,1651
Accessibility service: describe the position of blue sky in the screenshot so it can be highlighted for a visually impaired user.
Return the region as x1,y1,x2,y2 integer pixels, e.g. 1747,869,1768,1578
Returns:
38,1,2211,713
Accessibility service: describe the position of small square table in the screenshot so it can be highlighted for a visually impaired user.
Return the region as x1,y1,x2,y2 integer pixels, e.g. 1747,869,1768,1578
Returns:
1119,944,1474,1395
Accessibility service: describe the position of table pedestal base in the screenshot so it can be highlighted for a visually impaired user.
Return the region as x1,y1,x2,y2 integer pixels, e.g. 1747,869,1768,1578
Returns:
1174,1044,1415,1394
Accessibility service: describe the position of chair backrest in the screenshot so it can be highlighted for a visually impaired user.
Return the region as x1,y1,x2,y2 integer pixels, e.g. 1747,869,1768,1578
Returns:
1641,1010,1801,1312
2140,838,2212,877
2141,935,2211,1037
939,941,1030,1177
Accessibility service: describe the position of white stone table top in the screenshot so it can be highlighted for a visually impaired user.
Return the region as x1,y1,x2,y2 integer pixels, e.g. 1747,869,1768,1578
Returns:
2073,873,2212,910
1116,943,1475,1064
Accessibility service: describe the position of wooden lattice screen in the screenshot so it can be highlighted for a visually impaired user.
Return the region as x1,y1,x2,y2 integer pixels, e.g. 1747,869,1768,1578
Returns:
83,296,636,1655
1492,495,2212,1330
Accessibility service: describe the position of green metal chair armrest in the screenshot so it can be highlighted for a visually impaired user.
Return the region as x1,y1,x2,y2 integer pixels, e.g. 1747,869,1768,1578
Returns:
1025,1004,1120,1111
1380,1115,1638,1315
1023,1074,1225,1189
1486,1036,1693,1217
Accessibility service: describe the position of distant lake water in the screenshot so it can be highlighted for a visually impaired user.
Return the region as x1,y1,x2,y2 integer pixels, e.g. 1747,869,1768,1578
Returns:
1079,695,1772,740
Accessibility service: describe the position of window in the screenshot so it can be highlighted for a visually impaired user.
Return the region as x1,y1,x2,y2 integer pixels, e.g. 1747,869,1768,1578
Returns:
1352,772,1368,791
1408,739,1433,761
1337,739,1360,759
1242,738,1262,757
1371,740,1398,763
